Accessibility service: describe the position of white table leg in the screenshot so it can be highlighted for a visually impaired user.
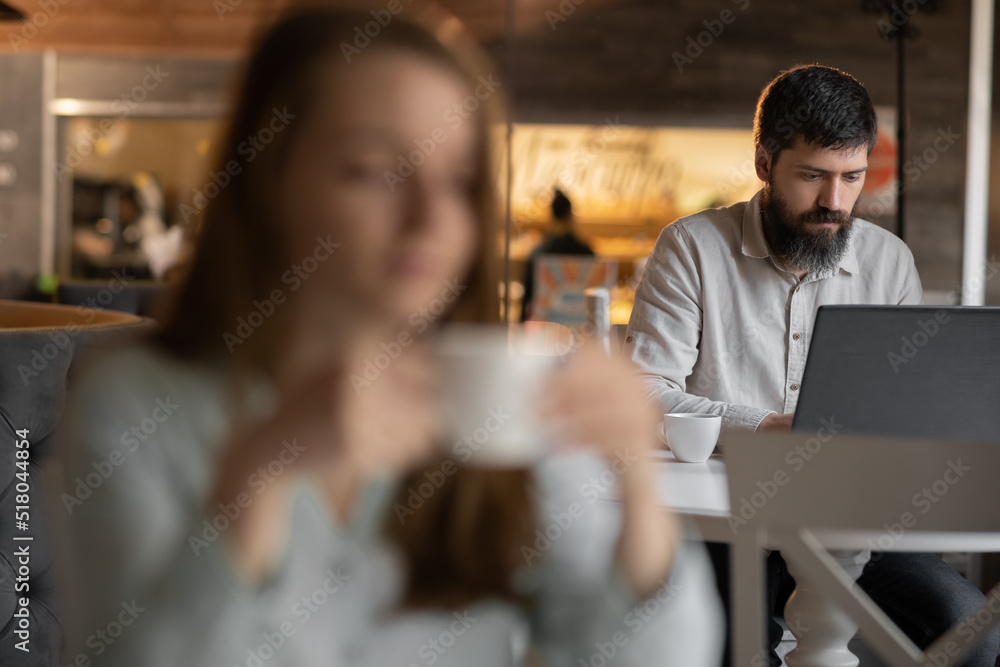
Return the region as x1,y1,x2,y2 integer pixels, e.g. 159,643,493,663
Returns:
783,550,870,667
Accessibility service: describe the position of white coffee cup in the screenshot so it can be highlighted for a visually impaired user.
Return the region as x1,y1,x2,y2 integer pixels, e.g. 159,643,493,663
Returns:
657,413,721,463
435,323,567,467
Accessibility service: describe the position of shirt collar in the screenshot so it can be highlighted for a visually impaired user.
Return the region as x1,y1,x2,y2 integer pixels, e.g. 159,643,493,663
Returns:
741,188,859,276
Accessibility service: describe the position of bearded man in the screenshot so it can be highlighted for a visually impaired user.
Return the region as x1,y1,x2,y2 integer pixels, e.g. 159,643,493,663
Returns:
625,64,998,667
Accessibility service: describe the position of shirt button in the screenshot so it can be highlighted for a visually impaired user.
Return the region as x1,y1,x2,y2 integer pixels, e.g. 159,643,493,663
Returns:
790,383,800,391
792,333,801,341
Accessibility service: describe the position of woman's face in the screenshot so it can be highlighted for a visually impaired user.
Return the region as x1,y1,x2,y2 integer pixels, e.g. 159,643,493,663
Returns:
278,49,483,328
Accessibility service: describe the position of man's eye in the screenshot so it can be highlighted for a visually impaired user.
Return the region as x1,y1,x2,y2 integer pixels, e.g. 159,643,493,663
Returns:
844,175,861,183
802,173,820,181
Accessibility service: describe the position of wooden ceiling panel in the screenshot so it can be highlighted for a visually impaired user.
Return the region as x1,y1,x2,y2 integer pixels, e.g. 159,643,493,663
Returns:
0,0,532,55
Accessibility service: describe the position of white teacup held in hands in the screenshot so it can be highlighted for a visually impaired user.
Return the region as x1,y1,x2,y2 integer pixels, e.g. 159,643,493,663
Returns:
657,413,721,463
435,323,571,468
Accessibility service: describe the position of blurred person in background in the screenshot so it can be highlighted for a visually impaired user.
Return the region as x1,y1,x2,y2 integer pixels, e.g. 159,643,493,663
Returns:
53,6,722,667
520,188,594,322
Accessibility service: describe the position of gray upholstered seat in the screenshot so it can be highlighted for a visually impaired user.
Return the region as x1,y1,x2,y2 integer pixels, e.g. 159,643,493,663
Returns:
0,299,153,666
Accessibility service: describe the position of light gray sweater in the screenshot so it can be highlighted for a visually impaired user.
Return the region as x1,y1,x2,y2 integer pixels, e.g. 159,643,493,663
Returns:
51,343,723,667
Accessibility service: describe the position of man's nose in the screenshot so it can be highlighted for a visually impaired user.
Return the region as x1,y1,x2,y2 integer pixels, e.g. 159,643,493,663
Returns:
817,178,842,211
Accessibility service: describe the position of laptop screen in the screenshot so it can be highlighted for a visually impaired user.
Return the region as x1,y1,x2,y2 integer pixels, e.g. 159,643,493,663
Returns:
792,305,1000,441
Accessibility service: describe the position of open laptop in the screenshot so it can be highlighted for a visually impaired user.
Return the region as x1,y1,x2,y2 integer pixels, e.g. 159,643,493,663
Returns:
792,305,1000,441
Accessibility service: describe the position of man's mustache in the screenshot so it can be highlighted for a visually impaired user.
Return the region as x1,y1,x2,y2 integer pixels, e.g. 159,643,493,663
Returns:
797,208,853,225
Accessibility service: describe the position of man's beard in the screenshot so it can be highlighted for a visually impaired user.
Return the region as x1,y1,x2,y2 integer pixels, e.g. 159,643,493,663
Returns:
760,183,856,275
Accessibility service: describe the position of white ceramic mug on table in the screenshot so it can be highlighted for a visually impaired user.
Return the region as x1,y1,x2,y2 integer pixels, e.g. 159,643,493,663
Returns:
657,413,721,463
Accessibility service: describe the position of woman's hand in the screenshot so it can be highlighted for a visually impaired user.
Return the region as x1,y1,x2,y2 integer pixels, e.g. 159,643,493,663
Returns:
540,342,661,463
337,341,441,476
540,343,681,598
208,341,440,580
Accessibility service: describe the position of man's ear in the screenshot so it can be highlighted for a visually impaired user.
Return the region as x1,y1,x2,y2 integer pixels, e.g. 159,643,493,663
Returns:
754,143,773,182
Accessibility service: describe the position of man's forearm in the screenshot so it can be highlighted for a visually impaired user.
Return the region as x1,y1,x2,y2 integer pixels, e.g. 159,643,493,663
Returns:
642,377,774,431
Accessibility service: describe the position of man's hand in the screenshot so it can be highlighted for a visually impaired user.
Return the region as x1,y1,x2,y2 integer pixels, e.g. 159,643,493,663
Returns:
757,412,794,431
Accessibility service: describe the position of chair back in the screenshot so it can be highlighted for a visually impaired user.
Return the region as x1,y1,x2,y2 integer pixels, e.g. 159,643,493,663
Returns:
723,430,1000,667
56,280,176,320
531,254,617,326
0,299,154,666
723,430,1000,535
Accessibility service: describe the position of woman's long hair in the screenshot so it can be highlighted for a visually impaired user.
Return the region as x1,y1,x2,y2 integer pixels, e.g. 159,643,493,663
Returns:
151,4,535,610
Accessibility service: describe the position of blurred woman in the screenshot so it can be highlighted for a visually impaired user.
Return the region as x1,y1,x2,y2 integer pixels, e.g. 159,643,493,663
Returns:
54,6,722,667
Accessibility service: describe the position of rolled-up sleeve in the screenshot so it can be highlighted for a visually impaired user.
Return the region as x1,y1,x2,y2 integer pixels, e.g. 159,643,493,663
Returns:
625,224,774,431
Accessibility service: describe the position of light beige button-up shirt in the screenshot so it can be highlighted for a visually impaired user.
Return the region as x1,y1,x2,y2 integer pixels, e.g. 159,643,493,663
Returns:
625,189,923,431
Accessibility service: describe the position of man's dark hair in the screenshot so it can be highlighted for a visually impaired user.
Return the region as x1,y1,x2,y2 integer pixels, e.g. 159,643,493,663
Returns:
551,188,572,221
753,64,878,161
